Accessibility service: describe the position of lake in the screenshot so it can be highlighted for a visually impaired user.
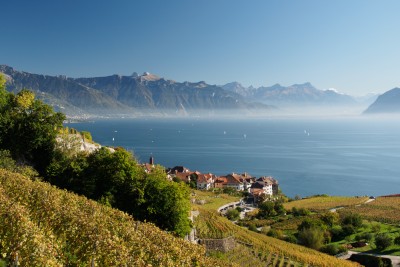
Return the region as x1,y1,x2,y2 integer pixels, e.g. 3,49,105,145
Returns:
69,116,400,198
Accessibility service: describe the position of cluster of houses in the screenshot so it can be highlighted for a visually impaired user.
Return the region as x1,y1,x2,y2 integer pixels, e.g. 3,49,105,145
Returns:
143,156,279,197
169,166,279,198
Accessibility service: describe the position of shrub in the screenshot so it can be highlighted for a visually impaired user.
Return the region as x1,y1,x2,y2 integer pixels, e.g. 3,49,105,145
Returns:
284,234,297,244
342,224,356,236
297,227,325,250
267,229,284,239
330,225,344,241
320,243,339,255
226,209,240,221
371,222,382,233
298,217,326,231
320,212,339,227
375,233,393,250
248,224,258,232
292,207,311,217
236,206,243,212
394,236,400,245
355,232,373,242
80,131,92,141
341,213,363,228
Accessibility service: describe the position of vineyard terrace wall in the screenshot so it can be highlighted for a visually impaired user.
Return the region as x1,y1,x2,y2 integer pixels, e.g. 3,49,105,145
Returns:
199,236,236,252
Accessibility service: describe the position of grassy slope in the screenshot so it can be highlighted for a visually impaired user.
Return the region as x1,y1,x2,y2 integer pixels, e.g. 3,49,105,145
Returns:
0,169,235,267
283,196,369,212
193,191,360,267
343,196,400,224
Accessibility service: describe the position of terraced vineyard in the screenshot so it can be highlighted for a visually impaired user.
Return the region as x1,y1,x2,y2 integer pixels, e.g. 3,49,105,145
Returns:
342,196,400,223
0,169,234,267
283,196,369,212
195,207,360,267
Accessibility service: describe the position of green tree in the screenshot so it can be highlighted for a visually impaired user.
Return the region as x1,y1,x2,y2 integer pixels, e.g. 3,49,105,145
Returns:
258,201,277,218
47,147,192,237
298,227,325,250
0,87,65,174
320,212,339,228
274,202,286,215
226,209,240,221
140,167,192,237
298,217,326,232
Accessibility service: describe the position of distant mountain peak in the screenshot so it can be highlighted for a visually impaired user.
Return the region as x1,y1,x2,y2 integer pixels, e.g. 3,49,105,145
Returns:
364,87,400,114
140,72,160,81
290,82,314,88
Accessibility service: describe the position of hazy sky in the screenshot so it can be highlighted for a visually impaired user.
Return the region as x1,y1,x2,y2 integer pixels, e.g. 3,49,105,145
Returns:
2,0,400,95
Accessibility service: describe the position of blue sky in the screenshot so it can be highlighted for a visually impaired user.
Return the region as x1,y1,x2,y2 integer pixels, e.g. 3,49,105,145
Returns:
2,0,400,95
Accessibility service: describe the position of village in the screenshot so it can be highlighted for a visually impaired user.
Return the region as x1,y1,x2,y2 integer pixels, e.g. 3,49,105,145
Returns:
142,156,279,204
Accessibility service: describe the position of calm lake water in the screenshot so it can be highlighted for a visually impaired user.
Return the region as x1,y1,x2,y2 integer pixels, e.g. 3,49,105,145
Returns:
70,117,400,198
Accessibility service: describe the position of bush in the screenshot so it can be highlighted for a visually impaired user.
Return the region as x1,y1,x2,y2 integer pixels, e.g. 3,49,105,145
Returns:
222,187,238,195
298,217,326,231
341,213,363,228
337,245,348,254
80,131,92,142
248,224,258,232
258,201,277,218
284,234,297,244
371,222,382,233
292,207,311,217
226,209,240,221
297,227,325,250
375,233,393,250
320,243,339,255
394,236,400,245
235,206,243,212
267,229,284,239
355,232,373,242
342,224,356,236
0,150,38,178
330,225,344,241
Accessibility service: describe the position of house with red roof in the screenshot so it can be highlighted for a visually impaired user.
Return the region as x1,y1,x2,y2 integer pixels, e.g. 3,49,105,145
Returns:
196,173,216,190
224,173,244,191
250,176,279,196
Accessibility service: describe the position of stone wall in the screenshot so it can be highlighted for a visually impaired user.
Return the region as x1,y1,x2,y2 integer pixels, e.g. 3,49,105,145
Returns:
199,236,236,252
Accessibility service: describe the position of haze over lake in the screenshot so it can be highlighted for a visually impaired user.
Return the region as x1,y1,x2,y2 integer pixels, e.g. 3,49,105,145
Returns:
71,117,400,198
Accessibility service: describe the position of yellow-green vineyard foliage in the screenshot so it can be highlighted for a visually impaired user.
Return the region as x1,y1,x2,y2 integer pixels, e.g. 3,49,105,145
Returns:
195,208,360,267
0,169,235,267
342,196,400,224
283,196,369,212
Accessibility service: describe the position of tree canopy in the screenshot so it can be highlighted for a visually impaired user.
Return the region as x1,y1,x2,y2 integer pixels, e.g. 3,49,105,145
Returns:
47,147,192,237
0,77,65,174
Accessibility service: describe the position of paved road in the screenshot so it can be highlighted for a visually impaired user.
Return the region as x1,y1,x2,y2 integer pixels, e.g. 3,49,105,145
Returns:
340,251,400,266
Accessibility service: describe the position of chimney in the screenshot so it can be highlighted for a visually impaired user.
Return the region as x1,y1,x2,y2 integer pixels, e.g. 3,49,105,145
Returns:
149,156,154,165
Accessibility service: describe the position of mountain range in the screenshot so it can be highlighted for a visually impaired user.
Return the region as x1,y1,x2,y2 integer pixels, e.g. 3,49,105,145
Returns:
0,65,384,117
222,82,358,107
0,65,271,117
